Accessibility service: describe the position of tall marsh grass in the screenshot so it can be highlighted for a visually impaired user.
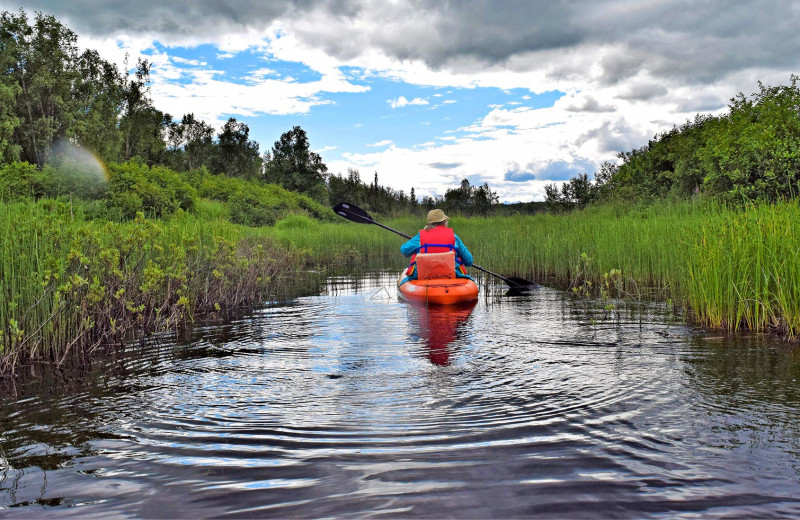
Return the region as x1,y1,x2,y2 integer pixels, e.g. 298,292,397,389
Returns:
452,200,799,337
303,201,800,338
0,200,308,372
4,197,799,373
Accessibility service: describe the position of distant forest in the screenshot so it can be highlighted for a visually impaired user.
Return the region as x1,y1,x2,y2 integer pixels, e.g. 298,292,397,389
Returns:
2,10,798,219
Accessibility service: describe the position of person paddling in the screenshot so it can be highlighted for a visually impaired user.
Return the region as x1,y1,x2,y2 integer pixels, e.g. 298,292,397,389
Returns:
399,209,474,285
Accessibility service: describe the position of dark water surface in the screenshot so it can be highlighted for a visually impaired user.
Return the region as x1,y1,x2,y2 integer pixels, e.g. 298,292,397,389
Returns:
3,272,800,518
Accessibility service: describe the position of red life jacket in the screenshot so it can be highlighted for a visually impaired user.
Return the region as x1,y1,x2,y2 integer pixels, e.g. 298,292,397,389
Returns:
406,227,464,277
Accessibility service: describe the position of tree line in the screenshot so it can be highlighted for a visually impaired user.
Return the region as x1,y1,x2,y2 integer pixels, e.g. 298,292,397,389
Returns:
0,9,508,219
546,76,800,210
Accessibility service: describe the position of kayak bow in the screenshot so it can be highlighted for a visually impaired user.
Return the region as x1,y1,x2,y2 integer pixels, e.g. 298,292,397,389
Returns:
397,272,479,305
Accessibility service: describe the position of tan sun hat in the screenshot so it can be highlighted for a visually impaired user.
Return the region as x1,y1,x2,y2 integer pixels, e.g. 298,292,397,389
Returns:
426,209,449,225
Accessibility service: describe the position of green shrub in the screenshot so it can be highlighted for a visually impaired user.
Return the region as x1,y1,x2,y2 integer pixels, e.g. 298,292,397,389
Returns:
229,188,278,226
195,199,229,220
0,161,41,200
46,159,109,200
106,161,197,220
196,171,241,201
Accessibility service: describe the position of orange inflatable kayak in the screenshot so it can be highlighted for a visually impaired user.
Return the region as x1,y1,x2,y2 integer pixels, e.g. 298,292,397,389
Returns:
397,271,479,305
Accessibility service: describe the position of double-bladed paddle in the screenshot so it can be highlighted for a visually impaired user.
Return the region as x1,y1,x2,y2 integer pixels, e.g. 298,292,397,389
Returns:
333,202,537,290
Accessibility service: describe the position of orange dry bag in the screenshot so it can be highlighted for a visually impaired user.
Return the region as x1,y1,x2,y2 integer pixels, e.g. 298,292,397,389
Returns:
415,251,456,280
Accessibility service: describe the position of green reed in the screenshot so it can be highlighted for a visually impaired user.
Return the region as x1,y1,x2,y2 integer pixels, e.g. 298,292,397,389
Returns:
4,197,799,373
304,201,800,337
0,201,308,372
684,202,800,336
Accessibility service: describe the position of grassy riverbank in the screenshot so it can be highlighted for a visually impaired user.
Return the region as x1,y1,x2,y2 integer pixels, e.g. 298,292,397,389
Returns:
4,195,799,373
0,200,313,372
454,201,800,338
300,200,800,338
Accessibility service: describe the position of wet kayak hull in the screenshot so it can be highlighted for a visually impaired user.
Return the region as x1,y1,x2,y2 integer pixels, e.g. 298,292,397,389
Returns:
396,272,479,305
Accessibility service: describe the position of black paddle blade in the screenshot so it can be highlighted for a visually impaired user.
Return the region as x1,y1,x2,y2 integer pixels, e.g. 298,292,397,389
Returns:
505,276,538,289
333,202,375,225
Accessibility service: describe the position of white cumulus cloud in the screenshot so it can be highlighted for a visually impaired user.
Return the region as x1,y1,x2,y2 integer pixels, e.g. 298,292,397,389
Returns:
388,96,429,109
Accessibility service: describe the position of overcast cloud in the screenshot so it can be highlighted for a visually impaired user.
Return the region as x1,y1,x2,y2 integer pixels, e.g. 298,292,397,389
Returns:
11,0,799,83
2,0,799,201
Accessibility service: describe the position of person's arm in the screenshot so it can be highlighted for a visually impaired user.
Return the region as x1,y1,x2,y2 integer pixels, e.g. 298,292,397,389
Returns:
400,233,421,257
454,235,473,266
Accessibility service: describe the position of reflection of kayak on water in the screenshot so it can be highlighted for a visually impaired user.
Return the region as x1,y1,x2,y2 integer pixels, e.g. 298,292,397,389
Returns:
396,271,479,306
407,299,477,366
395,252,478,365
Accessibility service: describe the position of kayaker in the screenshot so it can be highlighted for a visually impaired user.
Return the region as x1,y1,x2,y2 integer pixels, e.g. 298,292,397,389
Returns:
399,209,473,285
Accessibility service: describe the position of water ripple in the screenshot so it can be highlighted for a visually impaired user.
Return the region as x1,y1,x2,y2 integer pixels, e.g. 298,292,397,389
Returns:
3,274,800,517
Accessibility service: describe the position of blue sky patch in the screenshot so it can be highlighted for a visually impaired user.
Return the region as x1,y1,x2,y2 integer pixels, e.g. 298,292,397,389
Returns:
152,44,566,166
504,168,537,182
537,160,594,181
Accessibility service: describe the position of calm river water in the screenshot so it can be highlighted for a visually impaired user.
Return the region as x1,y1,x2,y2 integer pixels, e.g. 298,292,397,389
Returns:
3,272,800,518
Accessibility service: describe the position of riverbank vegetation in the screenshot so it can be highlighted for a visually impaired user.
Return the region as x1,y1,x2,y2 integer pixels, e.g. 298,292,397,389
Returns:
294,199,800,339
0,198,312,372
2,9,800,372
545,76,800,209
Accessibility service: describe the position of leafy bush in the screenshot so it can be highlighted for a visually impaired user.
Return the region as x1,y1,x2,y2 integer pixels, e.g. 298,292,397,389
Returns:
0,161,44,200
105,161,197,219
191,170,337,226
195,170,241,201
553,76,800,207
45,157,109,200
0,160,111,201
700,78,800,201
228,188,278,226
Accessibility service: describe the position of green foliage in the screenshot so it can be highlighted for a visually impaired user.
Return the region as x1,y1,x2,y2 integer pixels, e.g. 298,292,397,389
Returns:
45,154,109,200
0,159,110,201
442,179,499,216
700,77,800,201
119,59,169,164
0,201,308,370
193,170,335,226
105,161,196,220
328,168,443,218
166,113,215,171
264,126,328,201
72,49,124,163
553,76,800,207
0,79,21,163
544,173,597,211
0,161,42,200
0,9,507,222
210,117,261,179
537,77,800,208
228,188,278,226
1,10,81,165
